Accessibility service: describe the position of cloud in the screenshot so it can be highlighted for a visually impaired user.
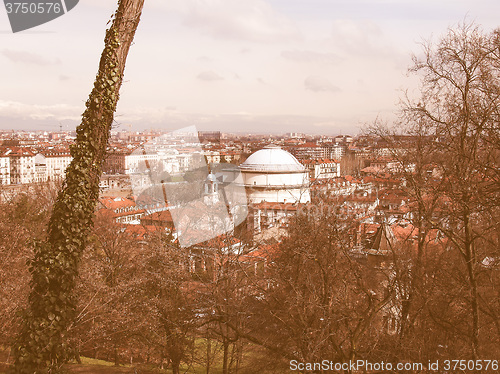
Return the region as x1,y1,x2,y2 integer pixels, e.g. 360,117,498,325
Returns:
0,100,80,121
281,50,342,64
329,20,394,58
114,109,358,135
1,49,60,65
182,0,299,42
0,99,361,135
197,70,224,81
304,75,340,93
197,55,212,63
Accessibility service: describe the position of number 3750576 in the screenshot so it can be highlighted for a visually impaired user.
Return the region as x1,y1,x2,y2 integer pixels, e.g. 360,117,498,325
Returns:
443,360,498,371
5,2,62,14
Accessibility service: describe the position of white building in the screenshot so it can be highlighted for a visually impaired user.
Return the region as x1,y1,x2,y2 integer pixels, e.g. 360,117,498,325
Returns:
0,151,10,185
303,158,341,180
240,144,310,204
204,150,221,164
322,143,346,160
34,149,73,182
34,154,47,183
125,149,190,175
6,147,35,184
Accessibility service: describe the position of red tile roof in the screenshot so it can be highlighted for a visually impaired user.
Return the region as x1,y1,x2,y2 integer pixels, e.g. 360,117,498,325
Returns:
99,196,136,210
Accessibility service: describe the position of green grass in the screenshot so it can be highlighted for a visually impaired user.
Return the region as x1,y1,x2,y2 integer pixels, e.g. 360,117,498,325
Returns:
0,340,288,374
77,356,122,367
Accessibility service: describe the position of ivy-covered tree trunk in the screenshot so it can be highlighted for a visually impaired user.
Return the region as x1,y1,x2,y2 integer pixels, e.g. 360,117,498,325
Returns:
11,1,145,373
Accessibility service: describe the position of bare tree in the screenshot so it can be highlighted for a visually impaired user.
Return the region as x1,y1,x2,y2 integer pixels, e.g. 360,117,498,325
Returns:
0,186,56,347
71,210,140,366
405,23,499,359
129,234,196,374
192,235,253,374
235,203,394,373
370,22,500,360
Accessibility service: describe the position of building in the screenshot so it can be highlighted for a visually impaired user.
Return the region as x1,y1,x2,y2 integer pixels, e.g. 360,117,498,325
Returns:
36,148,73,182
204,150,221,164
247,201,300,235
99,174,131,191
303,158,341,179
98,196,145,224
140,209,175,230
125,147,193,175
6,147,35,184
334,135,353,144
288,143,324,160
34,154,47,183
198,131,221,143
322,143,346,160
0,151,11,185
103,148,129,174
239,144,310,204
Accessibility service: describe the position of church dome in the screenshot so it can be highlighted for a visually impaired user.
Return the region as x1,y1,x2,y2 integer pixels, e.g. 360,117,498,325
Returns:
240,144,305,173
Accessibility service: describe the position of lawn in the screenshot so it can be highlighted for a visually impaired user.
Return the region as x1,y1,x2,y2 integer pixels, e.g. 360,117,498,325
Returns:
0,340,287,374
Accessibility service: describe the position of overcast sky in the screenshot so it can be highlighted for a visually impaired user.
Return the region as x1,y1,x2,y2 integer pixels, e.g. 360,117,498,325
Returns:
0,0,499,135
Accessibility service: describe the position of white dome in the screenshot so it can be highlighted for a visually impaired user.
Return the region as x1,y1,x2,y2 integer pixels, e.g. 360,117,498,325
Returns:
241,144,305,172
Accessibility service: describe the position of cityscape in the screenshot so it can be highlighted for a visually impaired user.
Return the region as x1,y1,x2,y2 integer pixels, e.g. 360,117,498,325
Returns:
0,0,499,373
1,115,498,372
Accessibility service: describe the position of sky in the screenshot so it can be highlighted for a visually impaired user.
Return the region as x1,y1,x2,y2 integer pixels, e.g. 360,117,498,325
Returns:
0,0,499,135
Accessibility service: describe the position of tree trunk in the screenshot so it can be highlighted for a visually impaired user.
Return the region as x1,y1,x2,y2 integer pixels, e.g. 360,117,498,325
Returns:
206,337,211,374
399,208,425,342
222,340,229,374
171,360,180,374
464,212,479,359
114,345,120,367
74,347,82,365
234,341,243,374
12,1,145,373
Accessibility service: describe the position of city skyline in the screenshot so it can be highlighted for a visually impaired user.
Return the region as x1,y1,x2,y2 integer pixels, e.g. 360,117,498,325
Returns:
1,0,499,134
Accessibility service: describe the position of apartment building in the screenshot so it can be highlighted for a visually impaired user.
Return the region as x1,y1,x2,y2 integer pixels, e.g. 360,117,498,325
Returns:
5,147,35,184
35,148,73,182
0,151,10,185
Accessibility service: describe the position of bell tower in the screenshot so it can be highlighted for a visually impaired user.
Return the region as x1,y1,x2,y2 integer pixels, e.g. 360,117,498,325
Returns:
203,172,220,205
